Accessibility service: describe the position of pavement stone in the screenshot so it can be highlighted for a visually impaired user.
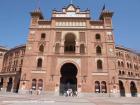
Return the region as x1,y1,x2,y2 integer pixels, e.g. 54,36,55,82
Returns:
0,93,140,105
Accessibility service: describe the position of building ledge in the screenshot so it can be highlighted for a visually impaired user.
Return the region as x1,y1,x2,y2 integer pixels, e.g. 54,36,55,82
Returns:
92,72,108,76
31,70,46,74
0,72,16,76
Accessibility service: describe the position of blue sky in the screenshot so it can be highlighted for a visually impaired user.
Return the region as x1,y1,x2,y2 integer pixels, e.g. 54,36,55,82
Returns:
0,0,140,51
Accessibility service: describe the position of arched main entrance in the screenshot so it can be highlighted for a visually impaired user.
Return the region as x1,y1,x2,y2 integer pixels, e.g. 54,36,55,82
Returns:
60,63,78,95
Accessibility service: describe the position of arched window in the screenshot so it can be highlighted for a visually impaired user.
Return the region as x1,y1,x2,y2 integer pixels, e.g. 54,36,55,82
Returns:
80,44,85,54
37,58,42,68
121,62,124,67
118,52,121,56
127,63,129,68
119,70,121,75
128,72,131,76
41,33,46,39
95,81,100,93
95,34,101,40
64,34,76,53
118,61,121,67
96,46,102,55
38,79,43,90
101,81,107,93
97,60,103,70
131,72,133,76
122,71,125,75
39,45,44,52
21,59,23,65
32,79,37,90
130,63,132,69
134,64,137,70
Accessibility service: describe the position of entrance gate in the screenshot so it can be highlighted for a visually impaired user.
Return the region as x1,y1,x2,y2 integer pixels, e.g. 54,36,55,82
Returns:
130,81,137,97
60,63,77,95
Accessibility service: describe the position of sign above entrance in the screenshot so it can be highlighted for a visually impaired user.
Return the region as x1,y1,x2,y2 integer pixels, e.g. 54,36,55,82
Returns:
52,4,90,18
55,12,87,18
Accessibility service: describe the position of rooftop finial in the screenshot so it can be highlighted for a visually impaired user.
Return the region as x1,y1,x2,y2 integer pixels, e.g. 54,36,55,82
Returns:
102,4,106,11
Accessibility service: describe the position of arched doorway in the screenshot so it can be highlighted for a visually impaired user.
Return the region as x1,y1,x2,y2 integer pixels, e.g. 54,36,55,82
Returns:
38,79,43,90
101,81,107,93
130,81,137,97
95,81,100,93
6,77,13,92
32,79,37,90
60,63,78,95
14,70,22,93
119,80,125,96
0,78,3,91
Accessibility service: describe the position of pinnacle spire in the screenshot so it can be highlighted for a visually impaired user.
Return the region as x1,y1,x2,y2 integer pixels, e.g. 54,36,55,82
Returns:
31,0,43,19
102,4,106,11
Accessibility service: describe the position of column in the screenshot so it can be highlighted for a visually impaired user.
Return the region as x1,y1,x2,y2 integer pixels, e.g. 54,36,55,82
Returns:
76,41,79,54
2,78,8,92
11,77,15,93
60,41,64,54
137,81,140,97
125,80,131,97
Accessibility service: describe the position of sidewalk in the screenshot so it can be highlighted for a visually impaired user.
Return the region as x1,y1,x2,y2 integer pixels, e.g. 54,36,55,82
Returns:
0,92,140,105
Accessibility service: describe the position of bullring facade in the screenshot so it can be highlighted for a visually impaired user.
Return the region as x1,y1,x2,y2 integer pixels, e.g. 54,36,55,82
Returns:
0,4,140,97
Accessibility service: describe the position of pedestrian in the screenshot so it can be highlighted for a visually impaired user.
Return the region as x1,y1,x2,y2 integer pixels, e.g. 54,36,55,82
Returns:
67,90,69,96
29,88,32,95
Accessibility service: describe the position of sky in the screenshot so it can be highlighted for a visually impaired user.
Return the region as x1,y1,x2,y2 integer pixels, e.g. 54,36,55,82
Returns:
0,0,140,51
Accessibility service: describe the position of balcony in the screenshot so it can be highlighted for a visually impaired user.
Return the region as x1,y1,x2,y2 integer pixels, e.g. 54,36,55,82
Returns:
64,51,75,54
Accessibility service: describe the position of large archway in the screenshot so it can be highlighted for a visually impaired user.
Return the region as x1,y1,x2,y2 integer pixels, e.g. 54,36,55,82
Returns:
59,63,78,95
130,81,137,97
119,80,125,96
6,77,13,92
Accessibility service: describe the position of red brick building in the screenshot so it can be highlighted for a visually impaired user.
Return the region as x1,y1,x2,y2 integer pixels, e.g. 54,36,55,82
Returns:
0,46,8,72
0,4,140,97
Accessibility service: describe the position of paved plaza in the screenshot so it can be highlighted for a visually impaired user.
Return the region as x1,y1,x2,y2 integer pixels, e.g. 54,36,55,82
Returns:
0,93,140,105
